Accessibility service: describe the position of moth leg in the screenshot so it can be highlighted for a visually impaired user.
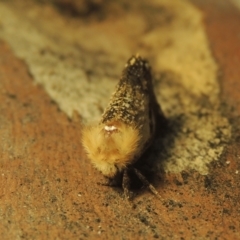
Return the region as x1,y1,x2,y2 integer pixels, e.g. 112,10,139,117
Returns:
122,169,132,200
133,168,164,202
97,169,122,187
97,177,119,187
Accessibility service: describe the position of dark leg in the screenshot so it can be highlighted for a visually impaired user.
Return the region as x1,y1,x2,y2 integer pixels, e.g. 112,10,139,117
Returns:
98,171,122,187
133,168,164,202
98,178,118,187
122,169,132,200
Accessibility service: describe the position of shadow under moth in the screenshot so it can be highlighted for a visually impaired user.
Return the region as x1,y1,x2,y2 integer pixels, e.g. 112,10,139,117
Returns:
82,55,165,199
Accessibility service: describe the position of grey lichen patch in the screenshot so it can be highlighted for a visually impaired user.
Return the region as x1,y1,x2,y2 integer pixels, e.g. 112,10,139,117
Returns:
139,1,231,174
0,1,128,122
154,72,231,174
0,0,231,174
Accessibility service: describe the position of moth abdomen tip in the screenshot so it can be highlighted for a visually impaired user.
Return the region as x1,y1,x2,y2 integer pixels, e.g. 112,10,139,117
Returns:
126,54,151,72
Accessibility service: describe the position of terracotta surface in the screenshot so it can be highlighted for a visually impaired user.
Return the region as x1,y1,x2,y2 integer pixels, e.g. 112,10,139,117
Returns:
0,0,240,239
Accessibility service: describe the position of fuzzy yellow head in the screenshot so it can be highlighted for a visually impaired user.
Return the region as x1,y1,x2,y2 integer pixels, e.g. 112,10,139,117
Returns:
82,121,140,178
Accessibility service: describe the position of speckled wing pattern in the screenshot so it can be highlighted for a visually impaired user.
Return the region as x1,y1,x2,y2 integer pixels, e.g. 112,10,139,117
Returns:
101,55,163,154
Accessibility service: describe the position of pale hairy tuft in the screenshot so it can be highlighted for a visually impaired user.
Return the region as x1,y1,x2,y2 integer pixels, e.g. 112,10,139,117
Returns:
82,122,140,177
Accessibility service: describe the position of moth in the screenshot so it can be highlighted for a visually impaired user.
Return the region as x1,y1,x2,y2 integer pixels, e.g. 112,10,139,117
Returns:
82,55,165,199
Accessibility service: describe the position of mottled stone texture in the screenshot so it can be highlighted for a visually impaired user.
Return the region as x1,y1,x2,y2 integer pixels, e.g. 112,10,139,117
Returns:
0,0,240,239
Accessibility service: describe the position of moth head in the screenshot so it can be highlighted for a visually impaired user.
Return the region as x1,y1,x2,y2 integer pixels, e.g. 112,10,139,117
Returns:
82,121,140,178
